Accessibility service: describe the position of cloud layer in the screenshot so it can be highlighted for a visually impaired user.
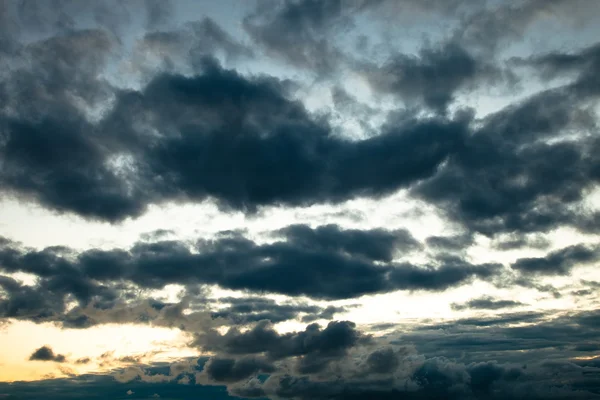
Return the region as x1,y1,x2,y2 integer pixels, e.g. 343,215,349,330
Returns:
1,0,600,399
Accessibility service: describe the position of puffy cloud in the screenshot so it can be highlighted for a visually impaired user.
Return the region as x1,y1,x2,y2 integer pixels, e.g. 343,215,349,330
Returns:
0,225,504,323
29,346,67,363
511,244,600,275
364,41,508,113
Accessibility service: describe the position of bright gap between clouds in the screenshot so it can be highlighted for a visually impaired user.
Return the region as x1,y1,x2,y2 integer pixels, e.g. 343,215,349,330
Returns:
0,321,196,382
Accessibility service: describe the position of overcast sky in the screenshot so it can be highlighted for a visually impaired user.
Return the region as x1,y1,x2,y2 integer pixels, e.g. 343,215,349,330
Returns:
1,0,600,399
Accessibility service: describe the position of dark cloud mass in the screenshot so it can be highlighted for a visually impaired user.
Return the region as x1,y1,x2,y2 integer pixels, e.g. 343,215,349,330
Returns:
29,346,66,363
0,224,501,317
0,51,467,220
194,320,369,376
204,356,275,383
1,1,600,400
511,244,600,275
0,0,597,238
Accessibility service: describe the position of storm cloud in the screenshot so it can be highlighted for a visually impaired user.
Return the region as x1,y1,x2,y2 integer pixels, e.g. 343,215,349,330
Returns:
0,53,468,220
0,225,503,317
1,1,600,399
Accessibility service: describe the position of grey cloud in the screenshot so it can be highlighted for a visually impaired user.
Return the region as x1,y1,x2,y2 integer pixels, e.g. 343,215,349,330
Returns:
453,0,600,53
365,347,401,374
137,17,253,72
425,233,474,252
365,41,506,113
511,244,600,275
402,310,600,364
194,319,372,378
203,357,275,383
491,233,551,251
451,296,525,311
0,2,599,246
242,0,356,75
1,2,600,400
7,310,600,399
414,81,600,236
113,310,600,399
0,274,66,322
388,257,502,292
0,225,502,317
142,0,173,28
1,40,468,220
0,372,236,399
226,356,597,400
516,40,600,97
211,296,346,325
105,59,465,217
277,224,420,262
11,0,172,36
194,320,367,360
301,305,348,323
29,345,66,363
139,229,175,242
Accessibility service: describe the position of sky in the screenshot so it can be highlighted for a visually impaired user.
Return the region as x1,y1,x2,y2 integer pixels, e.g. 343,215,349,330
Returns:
0,0,600,399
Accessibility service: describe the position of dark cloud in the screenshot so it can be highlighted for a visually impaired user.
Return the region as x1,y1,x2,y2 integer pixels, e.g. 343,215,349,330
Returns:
425,233,474,252
365,347,401,374
7,0,173,37
5,354,600,400
211,296,346,325
137,17,254,72
330,86,376,128
0,372,237,399
515,35,600,78
204,357,275,383
511,244,600,275
1,2,600,400
451,296,525,311
0,274,66,322
0,226,502,320
0,1,598,247
6,309,600,400
194,320,375,377
0,27,140,222
105,60,465,217
187,18,254,62
401,310,600,363
451,0,593,52
88,309,600,399
365,41,507,113
4,35,588,241
195,320,367,360
414,80,600,236
143,0,173,28
301,305,348,323
29,345,66,363
277,224,420,262
388,256,502,292
517,40,600,98
1,43,468,220
242,0,357,75
225,355,598,400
